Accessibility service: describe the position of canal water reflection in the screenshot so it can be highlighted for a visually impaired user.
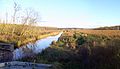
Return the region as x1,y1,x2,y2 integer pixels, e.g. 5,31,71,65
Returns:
13,32,63,60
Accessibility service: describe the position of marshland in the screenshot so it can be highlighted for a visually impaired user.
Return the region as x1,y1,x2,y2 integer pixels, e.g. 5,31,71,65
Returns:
0,0,120,69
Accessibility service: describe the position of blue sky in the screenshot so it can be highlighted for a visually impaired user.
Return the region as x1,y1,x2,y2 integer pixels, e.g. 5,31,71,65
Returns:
0,0,120,28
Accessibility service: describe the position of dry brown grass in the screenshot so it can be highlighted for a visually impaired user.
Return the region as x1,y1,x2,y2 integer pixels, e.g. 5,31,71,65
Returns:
75,30,120,37
0,24,61,47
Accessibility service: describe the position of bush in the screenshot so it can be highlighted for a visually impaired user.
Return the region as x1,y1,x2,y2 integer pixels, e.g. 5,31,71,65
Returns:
76,36,86,45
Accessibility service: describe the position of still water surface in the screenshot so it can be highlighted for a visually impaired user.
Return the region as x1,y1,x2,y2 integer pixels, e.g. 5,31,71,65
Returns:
13,32,63,60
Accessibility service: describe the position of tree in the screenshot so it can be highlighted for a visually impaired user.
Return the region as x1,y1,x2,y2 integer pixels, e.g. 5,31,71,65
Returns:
15,8,40,47
12,0,21,23
20,8,40,36
12,0,21,36
22,8,39,25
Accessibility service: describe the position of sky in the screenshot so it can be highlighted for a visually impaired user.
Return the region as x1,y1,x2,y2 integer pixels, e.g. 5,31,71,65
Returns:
0,0,120,28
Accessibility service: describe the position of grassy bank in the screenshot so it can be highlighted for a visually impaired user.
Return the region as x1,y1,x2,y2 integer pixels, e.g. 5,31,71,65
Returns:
20,30,120,69
0,24,60,48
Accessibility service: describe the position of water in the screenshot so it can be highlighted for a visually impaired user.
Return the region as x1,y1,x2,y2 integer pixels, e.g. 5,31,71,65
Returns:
13,32,63,60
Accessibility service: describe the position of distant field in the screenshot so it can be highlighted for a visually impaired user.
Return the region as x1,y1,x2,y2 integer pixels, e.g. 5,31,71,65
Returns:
65,30,120,37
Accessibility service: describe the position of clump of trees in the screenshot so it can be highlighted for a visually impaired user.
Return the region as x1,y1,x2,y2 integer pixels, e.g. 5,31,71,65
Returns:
0,1,42,47
0,0,40,34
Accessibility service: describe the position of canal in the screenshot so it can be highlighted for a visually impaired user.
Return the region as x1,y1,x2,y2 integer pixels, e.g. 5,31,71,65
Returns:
13,32,63,60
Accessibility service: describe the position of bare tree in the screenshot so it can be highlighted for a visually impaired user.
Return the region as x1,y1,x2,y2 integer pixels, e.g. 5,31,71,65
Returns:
5,11,8,24
12,0,21,36
22,8,39,25
12,0,21,23
20,8,40,36
28,11,39,25
0,10,8,34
